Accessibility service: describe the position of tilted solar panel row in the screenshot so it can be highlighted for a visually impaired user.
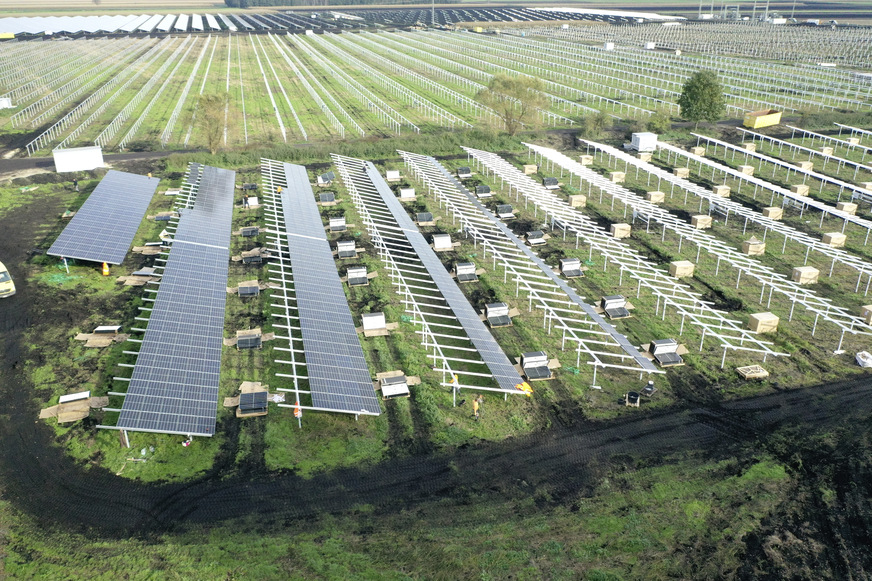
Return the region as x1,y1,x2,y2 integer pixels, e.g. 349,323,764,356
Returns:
115,165,235,437
278,163,381,415
48,170,160,265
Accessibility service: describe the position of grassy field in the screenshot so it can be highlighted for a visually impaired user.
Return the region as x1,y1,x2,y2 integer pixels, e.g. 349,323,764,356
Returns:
17,124,871,484
4,12,872,577
0,452,793,579
5,116,872,578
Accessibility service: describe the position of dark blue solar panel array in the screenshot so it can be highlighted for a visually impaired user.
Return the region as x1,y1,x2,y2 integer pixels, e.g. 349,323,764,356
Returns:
116,165,235,436
47,170,160,265
362,163,524,391
279,163,381,415
428,157,659,373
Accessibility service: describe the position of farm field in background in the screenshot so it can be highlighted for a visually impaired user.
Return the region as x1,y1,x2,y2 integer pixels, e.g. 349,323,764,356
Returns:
2,26,871,157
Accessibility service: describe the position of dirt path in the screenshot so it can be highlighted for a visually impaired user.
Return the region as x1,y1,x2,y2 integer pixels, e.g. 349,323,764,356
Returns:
0,151,199,182
1,170,871,539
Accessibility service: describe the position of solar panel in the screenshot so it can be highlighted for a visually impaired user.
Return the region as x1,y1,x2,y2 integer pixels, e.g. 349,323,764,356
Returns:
115,166,235,437
337,240,357,259
329,217,346,232
47,170,159,265
239,391,268,413
524,365,552,380
238,335,262,349
527,230,546,245
380,375,410,399
487,315,512,327
279,163,381,415
605,307,631,319
320,192,335,203
654,352,683,366
445,168,660,373
363,164,523,391
561,258,584,278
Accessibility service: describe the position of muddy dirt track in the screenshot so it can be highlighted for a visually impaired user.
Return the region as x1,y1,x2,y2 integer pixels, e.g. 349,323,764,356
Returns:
1,179,871,539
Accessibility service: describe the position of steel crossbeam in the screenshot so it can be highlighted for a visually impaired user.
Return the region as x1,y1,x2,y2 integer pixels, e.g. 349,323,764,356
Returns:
460,147,786,367
333,154,528,396
528,143,872,352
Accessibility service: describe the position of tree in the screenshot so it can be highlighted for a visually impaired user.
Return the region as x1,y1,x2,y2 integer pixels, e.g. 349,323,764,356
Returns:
198,93,229,155
677,70,726,127
476,74,547,136
579,110,612,139
646,109,673,134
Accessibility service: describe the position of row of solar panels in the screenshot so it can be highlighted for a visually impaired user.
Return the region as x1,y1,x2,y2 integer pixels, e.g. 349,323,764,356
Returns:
338,7,643,26
0,7,648,35
1,14,218,35
115,165,236,437
0,11,337,35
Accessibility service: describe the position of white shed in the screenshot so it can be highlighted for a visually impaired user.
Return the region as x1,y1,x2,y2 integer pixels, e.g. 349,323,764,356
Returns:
53,146,104,173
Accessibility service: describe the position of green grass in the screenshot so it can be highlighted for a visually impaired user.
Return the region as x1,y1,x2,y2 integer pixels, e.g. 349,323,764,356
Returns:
0,452,792,580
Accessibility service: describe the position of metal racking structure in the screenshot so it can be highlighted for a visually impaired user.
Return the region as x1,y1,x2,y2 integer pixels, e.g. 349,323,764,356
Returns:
403,150,666,382
332,153,528,396
527,144,872,352
582,140,872,294
459,147,787,367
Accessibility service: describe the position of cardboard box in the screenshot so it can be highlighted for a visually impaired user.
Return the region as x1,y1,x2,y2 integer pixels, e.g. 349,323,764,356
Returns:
579,155,593,166
862,305,872,325
837,201,858,215
669,260,695,278
638,152,653,162
690,146,706,156
762,207,783,220
821,146,834,156
796,160,814,171
748,312,779,333
742,237,766,255
610,171,625,183
569,194,586,208
743,142,757,152
822,232,847,248
739,165,755,176
790,184,810,195
743,109,782,129
792,266,820,285
646,191,665,203
712,184,731,197
610,223,631,239
673,167,690,179
691,215,712,229
523,164,538,175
